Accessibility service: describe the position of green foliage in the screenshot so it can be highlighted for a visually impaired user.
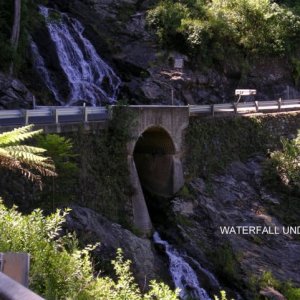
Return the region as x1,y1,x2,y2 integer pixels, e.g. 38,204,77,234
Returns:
259,271,281,289
281,282,300,300
185,117,268,179
147,0,300,61
209,243,242,286
263,131,300,226
147,1,190,49
36,134,77,176
71,104,137,225
0,201,178,299
265,133,300,189
35,134,78,208
214,290,233,300
249,270,300,299
0,0,43,73
0,125,56,188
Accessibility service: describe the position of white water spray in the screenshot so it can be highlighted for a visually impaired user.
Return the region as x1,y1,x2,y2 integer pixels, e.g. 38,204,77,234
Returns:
34,6,121,106
153,232,212,300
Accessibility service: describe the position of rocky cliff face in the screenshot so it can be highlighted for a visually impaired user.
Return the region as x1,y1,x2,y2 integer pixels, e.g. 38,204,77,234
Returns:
0,72,33,109
167,156,300,298
22,0,300,105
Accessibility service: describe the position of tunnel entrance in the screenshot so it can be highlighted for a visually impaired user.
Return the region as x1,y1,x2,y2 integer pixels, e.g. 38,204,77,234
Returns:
133,126,176,197
129,125,184,234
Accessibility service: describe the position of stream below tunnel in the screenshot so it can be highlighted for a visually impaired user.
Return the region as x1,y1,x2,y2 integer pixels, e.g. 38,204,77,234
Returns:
143,190,219,300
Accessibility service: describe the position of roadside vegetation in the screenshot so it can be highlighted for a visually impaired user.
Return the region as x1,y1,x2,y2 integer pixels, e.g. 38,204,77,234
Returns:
263,130,300,226
147,0,300,66
0,125,178,299
0,201,179,299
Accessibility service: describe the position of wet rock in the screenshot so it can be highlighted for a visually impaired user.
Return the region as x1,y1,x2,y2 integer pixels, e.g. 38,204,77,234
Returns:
171,156,300,298
33,0,300,106
260,287,286,300
0,73,33,109
64,205,170,287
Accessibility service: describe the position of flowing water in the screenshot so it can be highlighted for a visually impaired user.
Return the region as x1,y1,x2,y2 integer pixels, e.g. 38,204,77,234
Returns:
153,232,212,300
33,6,121,106
30,38,63,103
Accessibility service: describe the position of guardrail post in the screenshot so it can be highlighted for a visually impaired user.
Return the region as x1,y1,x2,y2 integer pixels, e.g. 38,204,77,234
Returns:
83,106,88,123
277,98,282,111
233,103,238,114
53,108,59,124
255,101,259,112
23,110,29,125
0,253,30,287
211,104,215,116
108,106,113,120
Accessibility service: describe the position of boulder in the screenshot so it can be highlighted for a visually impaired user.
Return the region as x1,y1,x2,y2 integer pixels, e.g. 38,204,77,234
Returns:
64,205,171,287
0,73,33,109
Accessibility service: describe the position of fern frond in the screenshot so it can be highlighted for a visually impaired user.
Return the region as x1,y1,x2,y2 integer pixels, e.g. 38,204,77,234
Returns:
3,145,47,154
0,126,57,188
0,125,43,146
4,147,50,163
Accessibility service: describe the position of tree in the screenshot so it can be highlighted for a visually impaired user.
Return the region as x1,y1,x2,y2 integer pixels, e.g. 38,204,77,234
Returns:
9,0,21,74
0,125,57,188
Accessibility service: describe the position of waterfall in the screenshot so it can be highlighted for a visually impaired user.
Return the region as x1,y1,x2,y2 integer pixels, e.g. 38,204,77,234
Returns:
34,6,121,106
30,39,63,104
153,232,212,300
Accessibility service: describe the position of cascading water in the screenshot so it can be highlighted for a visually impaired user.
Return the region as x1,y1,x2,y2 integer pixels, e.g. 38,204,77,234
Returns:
153,232,212,300
33,6,121,106
30,38,62,103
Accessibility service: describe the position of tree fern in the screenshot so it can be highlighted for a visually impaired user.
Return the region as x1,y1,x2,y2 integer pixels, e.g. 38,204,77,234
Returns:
0,125,57,188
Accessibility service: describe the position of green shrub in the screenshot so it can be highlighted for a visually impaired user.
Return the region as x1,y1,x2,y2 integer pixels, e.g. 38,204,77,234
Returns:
147,0,190,48
0,200,179,299
32,134,78,209
147,0,300,60
264,133,300,190
282,282,300,300
208,243,242,286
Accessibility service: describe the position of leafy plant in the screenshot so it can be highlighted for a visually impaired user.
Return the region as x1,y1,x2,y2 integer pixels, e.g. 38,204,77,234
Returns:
0,125,56,188
214,290,234,300
147,0,300,61
34,134,78,208
264,132,300,190
0,200,179,299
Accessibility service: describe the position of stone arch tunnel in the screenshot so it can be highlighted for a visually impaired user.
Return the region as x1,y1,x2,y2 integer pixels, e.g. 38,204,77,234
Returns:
127,106,190,235
133,126,176,197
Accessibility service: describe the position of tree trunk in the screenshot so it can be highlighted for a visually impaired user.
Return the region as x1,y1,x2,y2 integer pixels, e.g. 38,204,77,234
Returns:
9,0,21,75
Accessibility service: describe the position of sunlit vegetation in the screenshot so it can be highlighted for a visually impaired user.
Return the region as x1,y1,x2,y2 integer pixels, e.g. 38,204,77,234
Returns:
0,200,179,299
147,0,300,62
0,125,56,188
263,131,300,225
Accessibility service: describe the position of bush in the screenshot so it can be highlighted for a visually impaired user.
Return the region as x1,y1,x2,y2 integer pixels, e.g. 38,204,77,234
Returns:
147,0,190,48
147,0,300,60
0,200,179,299
265,133,300,190
35,134,78,207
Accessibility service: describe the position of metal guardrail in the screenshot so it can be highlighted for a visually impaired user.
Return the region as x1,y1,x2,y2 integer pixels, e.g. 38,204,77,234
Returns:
189,99,300,116
0,106,108,126
0,272,44,300
0,99,300,127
